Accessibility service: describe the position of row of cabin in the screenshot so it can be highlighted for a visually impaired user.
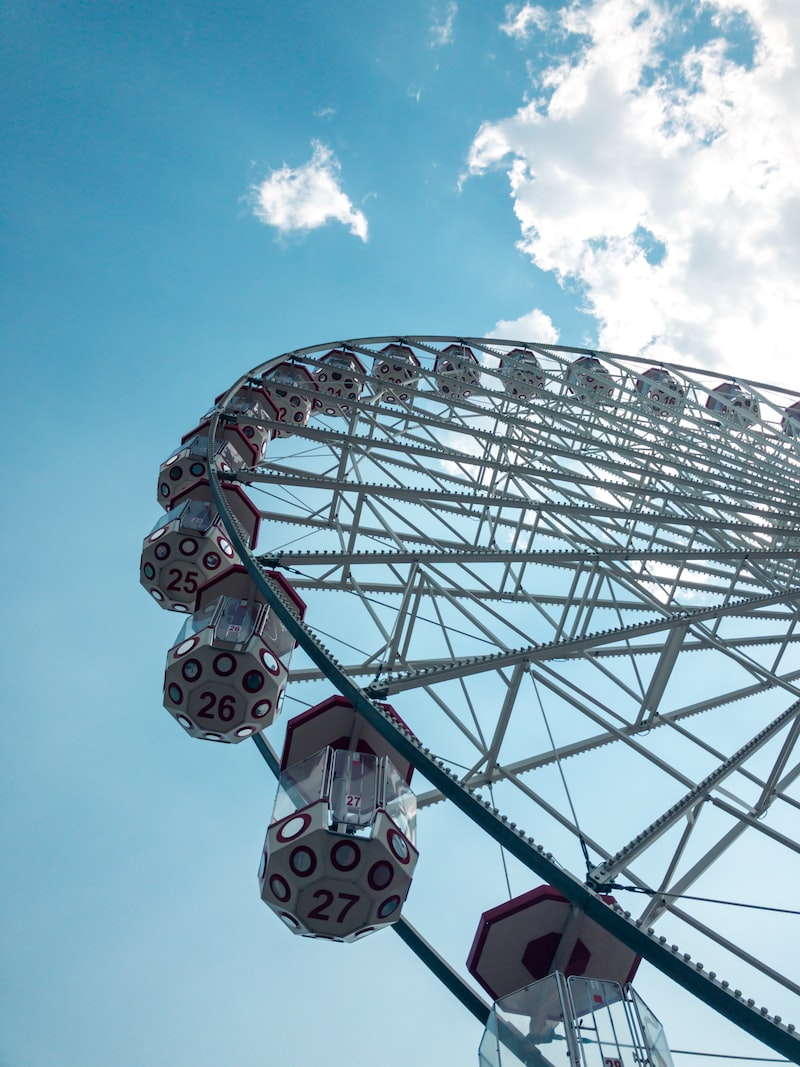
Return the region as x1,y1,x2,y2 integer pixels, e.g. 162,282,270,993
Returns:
144,542,420,940
259,344,800,438
140,393,420,943
146,381,277,613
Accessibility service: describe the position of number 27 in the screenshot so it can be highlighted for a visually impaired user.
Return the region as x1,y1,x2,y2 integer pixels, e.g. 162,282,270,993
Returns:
307,890,360,923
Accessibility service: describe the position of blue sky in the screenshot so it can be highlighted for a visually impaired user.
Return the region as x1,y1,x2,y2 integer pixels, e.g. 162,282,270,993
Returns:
3,2,800,1065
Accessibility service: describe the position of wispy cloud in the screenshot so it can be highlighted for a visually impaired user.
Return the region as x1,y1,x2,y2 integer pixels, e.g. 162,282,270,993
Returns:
468,0,800,383
430,1,458,47
499,3,549,41
250,141,368,242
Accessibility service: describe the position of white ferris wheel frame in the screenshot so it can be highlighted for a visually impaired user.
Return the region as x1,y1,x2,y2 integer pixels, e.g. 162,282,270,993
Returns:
203,336,800,1061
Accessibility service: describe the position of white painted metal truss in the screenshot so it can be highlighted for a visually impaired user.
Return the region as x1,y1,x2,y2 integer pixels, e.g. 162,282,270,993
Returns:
210,336,800,1054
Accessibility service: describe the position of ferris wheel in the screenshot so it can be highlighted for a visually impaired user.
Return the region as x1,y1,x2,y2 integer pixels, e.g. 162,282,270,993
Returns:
145,336,800,1061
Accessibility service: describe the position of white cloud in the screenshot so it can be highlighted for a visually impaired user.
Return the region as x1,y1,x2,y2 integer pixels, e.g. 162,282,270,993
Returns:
487,307,560,343
250,141,368,242
500,3,549,41
430,1,458,47
467,0,800,386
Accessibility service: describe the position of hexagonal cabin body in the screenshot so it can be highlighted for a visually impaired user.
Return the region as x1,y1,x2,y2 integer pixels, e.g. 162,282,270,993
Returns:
565,356,616,404
371,343,421,404
312,349,368,418
157,433,249,511
140,481,260,612
705,381,760,428
210,381,281,463
635,367,686,419
162,565,306,742
260,696,419,941
260,362,319,433
499,349,545,401
435,343,481,401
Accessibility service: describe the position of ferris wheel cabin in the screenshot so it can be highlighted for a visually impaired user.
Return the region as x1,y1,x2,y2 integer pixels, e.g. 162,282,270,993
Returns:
435,343,481,400
565,356,616,403
635,367,686,418
469,886,674,1066
156,433,249,511
208,381,280,463
312,349,368,418
259,695,419,941
705,381,760,427
140,482,260,612
499,348,546,401
371,343,422,404
260,362,318,433
162,565,306,741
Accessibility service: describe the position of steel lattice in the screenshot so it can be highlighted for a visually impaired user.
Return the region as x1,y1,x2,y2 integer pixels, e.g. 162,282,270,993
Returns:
209,336,800,1057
